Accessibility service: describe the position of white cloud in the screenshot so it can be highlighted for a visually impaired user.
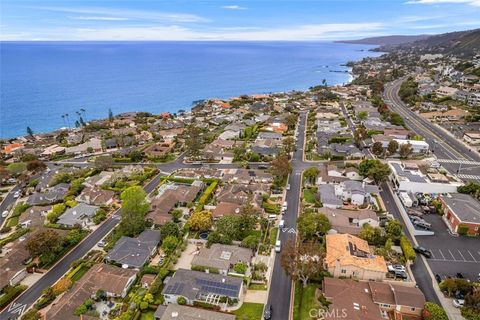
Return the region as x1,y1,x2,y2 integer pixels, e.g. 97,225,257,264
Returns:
405,0,480,6
72,16,129,21
0,22,385,41
22,5,211,23
222,5,247,10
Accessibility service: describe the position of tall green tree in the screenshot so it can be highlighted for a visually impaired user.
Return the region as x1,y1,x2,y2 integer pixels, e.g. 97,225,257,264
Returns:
184,125,203,158
26,229,61,257
119,186,150,236
399,142,413,159
387,140,399,155
297,212,331,241
371,142,384,156
303,167,319,184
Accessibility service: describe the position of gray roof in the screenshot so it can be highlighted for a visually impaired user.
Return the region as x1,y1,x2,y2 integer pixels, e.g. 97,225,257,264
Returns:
57,203,98,227
162,269,242,301
319,184,342,207
191,244,252,271
154,304,235,320
391,163,426,183
27,183,70,205
251,146,279,156
442,193,480,224
257,132,283,140
106,230,160,268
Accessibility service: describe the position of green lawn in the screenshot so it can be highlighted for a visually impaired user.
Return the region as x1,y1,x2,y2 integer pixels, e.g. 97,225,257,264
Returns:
293,282,322,320
139,311,154,320
70,265,90,282
269,227,278,245
6,216,19,228
233,302,264,320
303,189,317,204
249,283,267,291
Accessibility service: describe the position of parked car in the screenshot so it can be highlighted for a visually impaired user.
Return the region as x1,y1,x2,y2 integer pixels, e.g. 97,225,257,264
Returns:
258,164,268,170
13,191,20,198
264,305,273,320
275,240,282,253
453,299,465,308
1,210,8,218
286,184,290,190
435,274,442,283
394,270,408,279
413,220,431,230
456,272,464,279
387,265,406,273
414,245,432,258
407,210,423,217
97,240,105,248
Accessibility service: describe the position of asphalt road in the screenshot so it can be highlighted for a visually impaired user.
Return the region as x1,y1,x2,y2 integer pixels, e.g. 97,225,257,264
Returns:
0,185,22,227
380,182,440,304
383,79,480,181
266,111,308,320
0,173,164,320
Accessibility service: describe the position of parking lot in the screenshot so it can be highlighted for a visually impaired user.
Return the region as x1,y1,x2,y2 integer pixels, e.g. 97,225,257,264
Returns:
416,213,480,282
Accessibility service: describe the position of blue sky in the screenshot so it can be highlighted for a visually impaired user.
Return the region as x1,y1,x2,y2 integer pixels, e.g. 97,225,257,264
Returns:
1,0,479,40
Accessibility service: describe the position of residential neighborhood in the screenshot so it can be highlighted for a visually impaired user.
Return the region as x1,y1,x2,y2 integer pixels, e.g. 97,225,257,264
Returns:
0,26,479,320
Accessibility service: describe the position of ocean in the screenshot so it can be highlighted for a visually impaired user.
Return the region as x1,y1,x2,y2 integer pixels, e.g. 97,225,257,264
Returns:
0,41,380,138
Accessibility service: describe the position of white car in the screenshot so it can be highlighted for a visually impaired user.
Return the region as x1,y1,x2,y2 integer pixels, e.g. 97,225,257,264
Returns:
387,264,406,273
2,210,9,218
286,184,290,190
13,191,20,198
453,299,464,308
275,240,282,253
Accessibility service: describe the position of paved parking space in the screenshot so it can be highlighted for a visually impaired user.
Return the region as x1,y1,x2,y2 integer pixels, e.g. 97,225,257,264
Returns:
428,248,480,263
416,213,480,282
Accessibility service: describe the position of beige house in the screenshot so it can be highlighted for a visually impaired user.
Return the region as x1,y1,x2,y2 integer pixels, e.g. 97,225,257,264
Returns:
325,234,387,281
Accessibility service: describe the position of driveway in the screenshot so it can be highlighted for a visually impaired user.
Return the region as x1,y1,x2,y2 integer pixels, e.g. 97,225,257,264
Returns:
416,214,480,282
173,242,200,270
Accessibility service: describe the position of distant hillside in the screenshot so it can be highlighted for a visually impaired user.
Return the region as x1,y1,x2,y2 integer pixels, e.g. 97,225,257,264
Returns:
338,34,431,46
377,28,480,58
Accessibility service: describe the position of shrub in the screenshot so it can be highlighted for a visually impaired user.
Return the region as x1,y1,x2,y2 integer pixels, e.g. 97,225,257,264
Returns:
197,180,219,207
423,302,448,320
461,307,480,320
457,224,469,236
177,296,187,305
233,262,247,274
0,285,27,309
400,236,416,261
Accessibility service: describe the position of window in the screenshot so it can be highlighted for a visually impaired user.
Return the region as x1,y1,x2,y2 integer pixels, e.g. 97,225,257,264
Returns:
341,269,347,274
411,307,416,311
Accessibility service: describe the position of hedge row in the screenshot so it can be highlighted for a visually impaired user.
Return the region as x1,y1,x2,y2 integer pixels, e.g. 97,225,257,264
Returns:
0,285,27,309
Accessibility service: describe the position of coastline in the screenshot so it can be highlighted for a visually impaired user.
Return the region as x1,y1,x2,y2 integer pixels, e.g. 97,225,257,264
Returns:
1,41,378,139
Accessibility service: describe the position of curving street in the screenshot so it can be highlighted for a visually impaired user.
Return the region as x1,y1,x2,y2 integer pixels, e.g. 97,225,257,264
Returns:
383,78,480,181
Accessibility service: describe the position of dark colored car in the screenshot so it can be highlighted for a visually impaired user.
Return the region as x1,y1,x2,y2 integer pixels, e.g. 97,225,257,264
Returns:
394,270,408,279
456,273,464,279
264,305,273,320
413,245,432,258
435,274,442,283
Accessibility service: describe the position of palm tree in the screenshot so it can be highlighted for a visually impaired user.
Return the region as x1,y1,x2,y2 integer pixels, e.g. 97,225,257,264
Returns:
80,108,86,120
65,113,71,128
61,115,66,127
